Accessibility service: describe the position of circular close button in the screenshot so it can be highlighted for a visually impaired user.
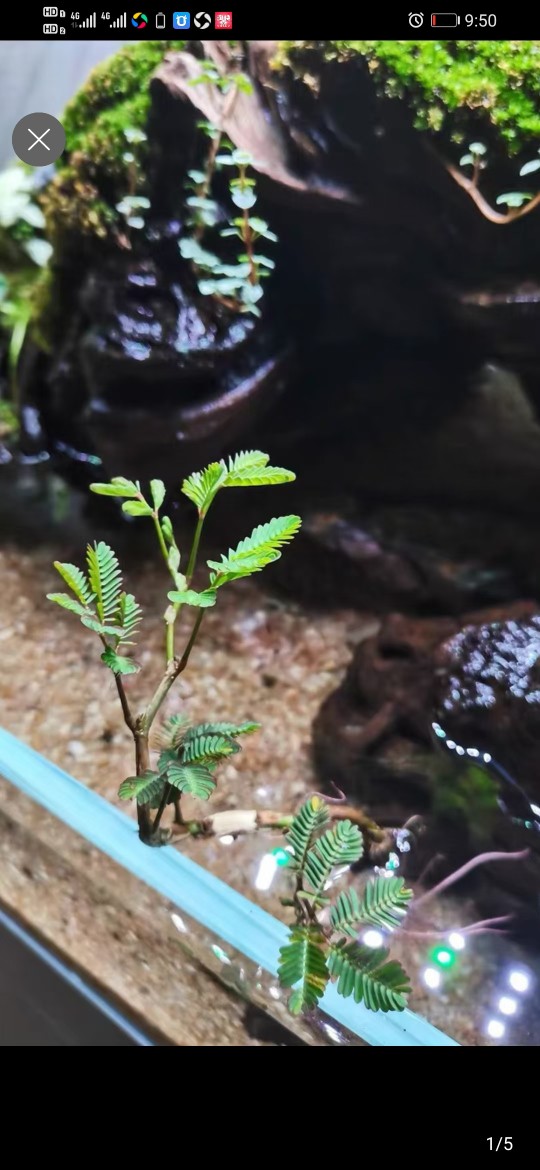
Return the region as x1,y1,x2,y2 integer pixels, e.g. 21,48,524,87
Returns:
12,112,66,167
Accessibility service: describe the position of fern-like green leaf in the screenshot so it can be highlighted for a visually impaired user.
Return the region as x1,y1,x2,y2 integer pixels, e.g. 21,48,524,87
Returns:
285,796,330,875
157,748,179,774
329,887,363,938
52,561,94,607
167,588,217,608
118,771,164,805
182,733,240,766
155,714,189,751
223,450,295,488
101,647,140,675
163,762,216,800
208,515,302,586
181,461,227,515
90,477,139,498
304,820,364,896
86,542,122,623
327,942,410,1012
183,720,260,742
278,925,329,1015
357,877,413,932
114,592,142,645
46,593,89,617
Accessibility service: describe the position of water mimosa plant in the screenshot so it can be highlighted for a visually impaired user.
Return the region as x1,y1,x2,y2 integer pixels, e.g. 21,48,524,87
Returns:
47,449,300,846
278,796,413,1014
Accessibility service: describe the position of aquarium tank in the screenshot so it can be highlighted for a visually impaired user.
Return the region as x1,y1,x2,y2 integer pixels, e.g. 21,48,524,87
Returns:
1,14,540,1065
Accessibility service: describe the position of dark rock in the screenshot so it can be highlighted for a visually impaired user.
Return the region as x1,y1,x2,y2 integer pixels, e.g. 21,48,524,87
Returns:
313,601,540,914
435,613,540,809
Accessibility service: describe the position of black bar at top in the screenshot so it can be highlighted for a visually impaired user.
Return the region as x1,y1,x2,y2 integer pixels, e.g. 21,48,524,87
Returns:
7,11,540,40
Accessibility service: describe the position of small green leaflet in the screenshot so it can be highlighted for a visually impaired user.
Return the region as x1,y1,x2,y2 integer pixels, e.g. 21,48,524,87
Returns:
150,479,166,511
101,647,140,675
167,588,217,608
90,477,139,498
122,500,153,517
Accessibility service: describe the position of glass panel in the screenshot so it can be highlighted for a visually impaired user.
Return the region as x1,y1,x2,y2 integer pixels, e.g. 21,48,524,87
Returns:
3,461,540,1046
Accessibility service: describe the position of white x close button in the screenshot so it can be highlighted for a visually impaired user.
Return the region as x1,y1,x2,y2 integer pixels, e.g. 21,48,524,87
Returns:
12,112,66,167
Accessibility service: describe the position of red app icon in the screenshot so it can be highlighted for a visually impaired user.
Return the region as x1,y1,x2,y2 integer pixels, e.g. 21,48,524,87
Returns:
214,11,233,28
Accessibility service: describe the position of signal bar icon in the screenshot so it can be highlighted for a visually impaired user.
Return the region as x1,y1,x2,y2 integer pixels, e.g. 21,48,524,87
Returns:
77,10,96,25
110,11,127,25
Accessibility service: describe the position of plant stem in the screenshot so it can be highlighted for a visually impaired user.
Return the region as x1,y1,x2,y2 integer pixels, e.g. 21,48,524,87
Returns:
152,781,172,835
166,619,175,665
242,205,257,284
135,731,152,841
186,514,205,583
142,609,205,734
153,512,169,566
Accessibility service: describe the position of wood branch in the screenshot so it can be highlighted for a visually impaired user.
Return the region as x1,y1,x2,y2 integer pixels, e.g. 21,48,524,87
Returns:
153,41,357,205
447,162,540,225
171,803,388,841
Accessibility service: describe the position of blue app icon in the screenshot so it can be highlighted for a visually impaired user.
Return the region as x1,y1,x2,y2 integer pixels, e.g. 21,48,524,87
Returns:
173,11,190,27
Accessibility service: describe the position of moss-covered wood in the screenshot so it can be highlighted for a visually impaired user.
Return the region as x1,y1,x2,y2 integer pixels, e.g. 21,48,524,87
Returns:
277,40,540,153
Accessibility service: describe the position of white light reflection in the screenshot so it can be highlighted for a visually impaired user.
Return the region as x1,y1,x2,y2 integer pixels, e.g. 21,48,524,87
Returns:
498,996,517,1016
269,986,281,1001
530,803,540,817
211,944,231,965
483,752,492,764
324,1024,342,1044
487,1018,505,1040
218,834,234,846
255,852,279,892
509,969,530,993
423,966,441,990
171,912,188,934
363,929,384,949
448,931,466,951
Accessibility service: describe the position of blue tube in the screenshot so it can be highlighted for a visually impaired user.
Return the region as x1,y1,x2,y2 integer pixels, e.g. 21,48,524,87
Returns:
0,726,458,1046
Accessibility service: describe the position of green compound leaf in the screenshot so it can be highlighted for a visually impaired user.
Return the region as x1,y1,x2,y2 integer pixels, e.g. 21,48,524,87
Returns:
208,515,301,586
114,592,142,645
284,796,330,876
118,771,164,805
181,733,240,766
86,542,122,623
304,820,364,897
181,460,227,515
51,561,94,607
278,925,329,1014
329,878,412,938
162,762,216,800
327,942,410,1012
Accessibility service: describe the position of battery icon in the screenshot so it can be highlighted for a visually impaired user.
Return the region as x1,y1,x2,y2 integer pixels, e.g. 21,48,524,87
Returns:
431,12,459,24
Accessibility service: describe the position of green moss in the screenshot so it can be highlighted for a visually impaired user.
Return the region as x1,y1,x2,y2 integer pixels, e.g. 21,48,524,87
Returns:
36,41,186,345
62,40,183,171
278,40,540,154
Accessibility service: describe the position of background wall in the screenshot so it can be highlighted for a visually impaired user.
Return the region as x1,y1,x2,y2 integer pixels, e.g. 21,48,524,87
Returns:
0,41,127,166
